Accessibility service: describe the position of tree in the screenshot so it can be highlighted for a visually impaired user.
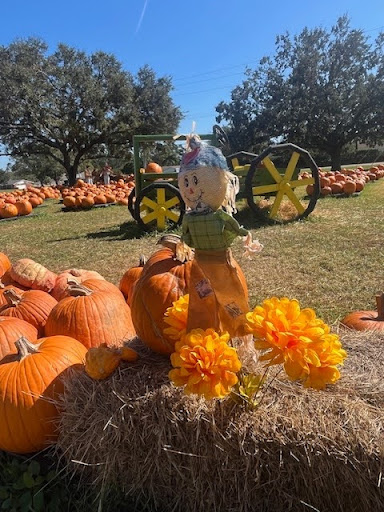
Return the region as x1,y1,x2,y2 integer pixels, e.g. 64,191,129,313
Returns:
0,39,182,184
216,16,384,170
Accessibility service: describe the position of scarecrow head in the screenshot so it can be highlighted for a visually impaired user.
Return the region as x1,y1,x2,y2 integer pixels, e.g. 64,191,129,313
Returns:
178,135,239,213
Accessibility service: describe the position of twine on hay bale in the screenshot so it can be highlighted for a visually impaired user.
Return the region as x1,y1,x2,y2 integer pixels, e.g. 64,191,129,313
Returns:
56,330,384,512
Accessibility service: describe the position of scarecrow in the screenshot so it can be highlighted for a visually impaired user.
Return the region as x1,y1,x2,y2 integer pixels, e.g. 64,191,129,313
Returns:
177,133,262,337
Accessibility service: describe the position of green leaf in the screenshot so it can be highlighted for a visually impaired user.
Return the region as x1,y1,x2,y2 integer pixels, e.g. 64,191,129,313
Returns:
22,472,35,489
19,490,32,509
27,460,40,476
32,491,45,512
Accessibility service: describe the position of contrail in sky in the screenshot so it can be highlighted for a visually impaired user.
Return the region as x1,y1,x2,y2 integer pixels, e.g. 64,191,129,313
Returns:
135,0,149,34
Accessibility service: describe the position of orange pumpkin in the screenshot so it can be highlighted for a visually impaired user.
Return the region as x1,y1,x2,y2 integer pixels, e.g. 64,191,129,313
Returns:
0,253,11,278
0,335,87,454
0,288,58,337
0,203,18,218
15,200,33,216
51,268,105,301
0,317,38,361
341,293,384,332
119,256,146,306
145,162,163,174
45,280,136,349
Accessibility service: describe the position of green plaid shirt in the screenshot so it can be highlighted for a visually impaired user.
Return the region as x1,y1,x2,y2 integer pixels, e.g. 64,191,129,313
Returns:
181,209,248,250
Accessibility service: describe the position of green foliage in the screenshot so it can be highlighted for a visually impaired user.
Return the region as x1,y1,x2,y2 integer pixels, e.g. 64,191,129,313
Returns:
216,15,384,170
0,453,70,511
0,39,183,185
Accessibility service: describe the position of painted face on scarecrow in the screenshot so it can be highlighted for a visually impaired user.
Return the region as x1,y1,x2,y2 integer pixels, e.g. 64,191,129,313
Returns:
179,166,228,211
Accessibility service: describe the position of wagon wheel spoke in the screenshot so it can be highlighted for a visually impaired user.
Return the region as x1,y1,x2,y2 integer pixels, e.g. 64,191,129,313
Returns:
262,156,283,183
284,151,301,182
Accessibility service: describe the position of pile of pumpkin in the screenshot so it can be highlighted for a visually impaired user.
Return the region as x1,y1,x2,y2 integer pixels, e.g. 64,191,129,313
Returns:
60,177,135,209
0,185,60,219
304,164,384,197
0,236,196,455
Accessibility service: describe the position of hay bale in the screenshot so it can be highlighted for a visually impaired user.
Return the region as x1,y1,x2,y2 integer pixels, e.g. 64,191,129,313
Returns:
56,330,384,512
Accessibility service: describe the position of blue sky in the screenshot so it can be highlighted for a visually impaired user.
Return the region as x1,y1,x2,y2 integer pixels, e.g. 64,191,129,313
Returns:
1,0,383,168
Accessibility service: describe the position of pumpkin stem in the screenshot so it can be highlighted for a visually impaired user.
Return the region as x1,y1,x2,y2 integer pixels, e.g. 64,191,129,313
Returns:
0,288,22,309
67,281,93,297
15,336,40,359
375,292,384,320
139,255,147,267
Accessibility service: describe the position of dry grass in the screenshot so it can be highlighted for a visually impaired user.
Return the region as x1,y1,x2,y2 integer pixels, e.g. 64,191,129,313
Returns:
56,328,384,512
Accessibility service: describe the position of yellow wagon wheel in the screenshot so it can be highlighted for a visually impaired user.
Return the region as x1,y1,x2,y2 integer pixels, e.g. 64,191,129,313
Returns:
134,182,185,231
245,143,320,224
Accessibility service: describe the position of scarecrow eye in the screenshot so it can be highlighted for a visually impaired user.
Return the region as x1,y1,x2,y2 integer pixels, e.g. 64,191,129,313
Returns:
184,177,189,188
193,175,198,185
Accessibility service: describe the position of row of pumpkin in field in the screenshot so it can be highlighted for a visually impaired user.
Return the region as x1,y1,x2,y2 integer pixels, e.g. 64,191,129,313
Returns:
0,186,61,218
304,165,384,196
61,176,135,209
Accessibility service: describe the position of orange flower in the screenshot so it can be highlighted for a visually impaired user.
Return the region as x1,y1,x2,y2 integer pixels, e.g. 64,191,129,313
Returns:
169,328,241,399
246,297,347,389
163,294,189,341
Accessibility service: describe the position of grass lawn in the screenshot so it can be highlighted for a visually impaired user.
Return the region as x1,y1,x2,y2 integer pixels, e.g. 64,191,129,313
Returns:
0,179,383,511
1,180,384,325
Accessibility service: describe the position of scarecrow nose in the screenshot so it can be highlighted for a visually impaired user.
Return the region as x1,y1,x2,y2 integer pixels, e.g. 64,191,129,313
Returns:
189,188,194,194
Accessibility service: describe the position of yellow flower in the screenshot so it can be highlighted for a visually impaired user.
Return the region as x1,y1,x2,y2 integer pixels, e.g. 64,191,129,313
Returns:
163,294,189,341
246,297,347,389
168,328,242,399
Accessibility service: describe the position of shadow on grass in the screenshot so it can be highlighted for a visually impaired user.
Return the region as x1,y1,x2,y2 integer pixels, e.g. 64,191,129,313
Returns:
86,221,144,240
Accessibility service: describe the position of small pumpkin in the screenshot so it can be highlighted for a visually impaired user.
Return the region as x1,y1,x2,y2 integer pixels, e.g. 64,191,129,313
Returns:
85,343,138,380
341,293,384,332
119,255,146,306
10,258,57,292
45,280,136,349
145,162,163,174
0,335,87,454
0,288,58,337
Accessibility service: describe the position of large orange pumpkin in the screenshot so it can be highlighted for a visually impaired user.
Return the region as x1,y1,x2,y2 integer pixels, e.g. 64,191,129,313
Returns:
0,288,58,337
0,335,87,454
10,258,57,292
0,317,38,361
45,280,136,349
131,236,248,355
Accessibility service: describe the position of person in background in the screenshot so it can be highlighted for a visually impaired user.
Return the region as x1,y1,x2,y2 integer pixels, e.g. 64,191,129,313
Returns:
102,163,112,185
84,165,93,185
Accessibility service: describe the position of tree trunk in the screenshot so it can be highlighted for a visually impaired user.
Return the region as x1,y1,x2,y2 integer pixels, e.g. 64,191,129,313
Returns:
68,165,78,186
329,147,342,171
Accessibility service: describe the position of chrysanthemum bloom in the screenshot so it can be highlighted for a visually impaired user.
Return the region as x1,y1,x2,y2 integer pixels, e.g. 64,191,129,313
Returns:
169,328,241,399
245,297,347,389
163,294,189,341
